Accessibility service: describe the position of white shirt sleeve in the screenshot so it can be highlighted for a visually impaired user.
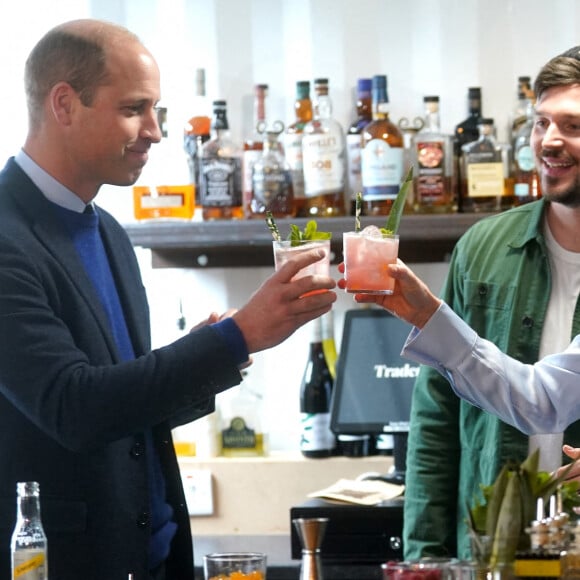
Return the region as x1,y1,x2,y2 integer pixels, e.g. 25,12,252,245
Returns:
401,302,580,435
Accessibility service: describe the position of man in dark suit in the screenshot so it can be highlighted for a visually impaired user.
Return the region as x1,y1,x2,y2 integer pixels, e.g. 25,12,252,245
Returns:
0,19,336,580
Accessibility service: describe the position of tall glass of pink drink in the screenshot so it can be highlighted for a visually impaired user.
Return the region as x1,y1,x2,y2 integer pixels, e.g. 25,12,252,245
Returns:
343,228,399,294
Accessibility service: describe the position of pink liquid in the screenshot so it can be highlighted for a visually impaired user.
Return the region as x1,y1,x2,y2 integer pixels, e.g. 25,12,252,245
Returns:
343,232,399,294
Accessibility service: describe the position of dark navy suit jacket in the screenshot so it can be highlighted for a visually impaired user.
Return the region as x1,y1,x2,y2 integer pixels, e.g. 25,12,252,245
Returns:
0,158,242,579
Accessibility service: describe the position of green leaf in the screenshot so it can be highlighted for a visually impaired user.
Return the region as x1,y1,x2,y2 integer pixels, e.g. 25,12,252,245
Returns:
382,166,413,235
285,220,331,246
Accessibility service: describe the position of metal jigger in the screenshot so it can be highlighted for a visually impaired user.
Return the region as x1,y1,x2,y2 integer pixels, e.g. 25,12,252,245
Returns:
293,517,329,580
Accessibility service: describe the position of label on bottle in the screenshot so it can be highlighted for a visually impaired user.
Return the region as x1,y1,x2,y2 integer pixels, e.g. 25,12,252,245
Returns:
346,133,363,197
284,133,305,199
12,549,46,580
200,157,242,207
466,161,504,197
252,166,293,207
302,134,345,197
415,140,446,203
221,417,257,449
361,139,404,200
300,412,335,452
515,145,535,172
243,150,263,197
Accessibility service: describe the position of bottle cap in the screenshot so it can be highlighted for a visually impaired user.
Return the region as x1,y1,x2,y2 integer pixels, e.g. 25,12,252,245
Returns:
468,87,481,98
357,78,372,92
479,117,494,125
423,95,439,103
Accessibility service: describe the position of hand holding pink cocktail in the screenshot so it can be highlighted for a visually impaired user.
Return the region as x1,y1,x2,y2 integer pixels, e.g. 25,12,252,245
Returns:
342,167,412,295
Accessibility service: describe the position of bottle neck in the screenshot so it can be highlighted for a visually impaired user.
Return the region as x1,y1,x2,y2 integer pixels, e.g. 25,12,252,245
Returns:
213,110,230,134
372,88,389,120
17,495,41,522
424,106,441,132
478,123,495,141
314,94,332,120
468,98,482,117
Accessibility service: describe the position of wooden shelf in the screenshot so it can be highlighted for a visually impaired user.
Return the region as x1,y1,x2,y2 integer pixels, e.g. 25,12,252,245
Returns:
123,213,493,268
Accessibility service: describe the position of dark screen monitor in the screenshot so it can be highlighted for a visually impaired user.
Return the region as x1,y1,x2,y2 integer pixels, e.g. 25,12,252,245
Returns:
330,308,420,481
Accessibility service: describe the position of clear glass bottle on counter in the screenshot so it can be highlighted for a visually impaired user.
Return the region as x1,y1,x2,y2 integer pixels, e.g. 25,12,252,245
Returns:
513,99,541,206
11,481,48,580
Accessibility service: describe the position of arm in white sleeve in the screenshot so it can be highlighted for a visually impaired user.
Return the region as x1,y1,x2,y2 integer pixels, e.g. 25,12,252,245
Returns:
401,302,580,435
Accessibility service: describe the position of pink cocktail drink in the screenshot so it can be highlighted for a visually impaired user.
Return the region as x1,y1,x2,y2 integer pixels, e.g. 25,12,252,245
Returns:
273,239,331,296
343,229,399,294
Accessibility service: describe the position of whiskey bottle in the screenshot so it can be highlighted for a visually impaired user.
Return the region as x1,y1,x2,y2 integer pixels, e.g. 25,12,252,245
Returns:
284,80,313,217
133,106,195,220
301,78,347,217
243,83,269,217
454,87,482,211
346,78,372,214
300,318,336,458
249,121,295,218
200,100,244,220
184,68,211,206
461,118,505,212
412,96,454,213
513,100,541,206
361,74,405,216
11,481,48,580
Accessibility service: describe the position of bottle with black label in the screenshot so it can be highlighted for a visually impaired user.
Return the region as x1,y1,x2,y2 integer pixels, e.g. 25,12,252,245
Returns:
11,481,47,580
300,318,336,458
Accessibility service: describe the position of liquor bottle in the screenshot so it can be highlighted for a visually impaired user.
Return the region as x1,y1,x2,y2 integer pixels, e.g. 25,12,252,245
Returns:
460,118,505,212
361,74,405,216
284,80,313,218
200,100,244,220
301,78,347,217
133,106,195,220
249,121,295,218
412,96,454,213
11,481,48,580
243,84,269,216
184,68,211,206
218,371,267,457
300,318,336,458
346,78,373,214
454,87,483,212
508,75,533,145
513,99,541,206
320,310,338,379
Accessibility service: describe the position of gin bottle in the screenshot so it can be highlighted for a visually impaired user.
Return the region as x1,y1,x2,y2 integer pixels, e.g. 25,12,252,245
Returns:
284,80,313,217
508,75,534,145
412,96,454,213
249,121,295,218
200,100,243,220
361,74,405,216
11,481,47,580
301,78,347,217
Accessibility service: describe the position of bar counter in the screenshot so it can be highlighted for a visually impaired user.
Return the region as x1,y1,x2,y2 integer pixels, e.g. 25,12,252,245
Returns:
193,534,385,580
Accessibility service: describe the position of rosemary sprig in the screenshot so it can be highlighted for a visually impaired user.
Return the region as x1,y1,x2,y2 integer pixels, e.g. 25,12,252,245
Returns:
265,211,282,242
355,192,362,233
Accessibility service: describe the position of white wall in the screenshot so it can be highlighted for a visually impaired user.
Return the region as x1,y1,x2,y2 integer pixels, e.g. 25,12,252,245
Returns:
2,0,577,451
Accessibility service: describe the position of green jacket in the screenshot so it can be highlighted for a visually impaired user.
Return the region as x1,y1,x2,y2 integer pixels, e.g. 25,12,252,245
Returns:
403,199,580,559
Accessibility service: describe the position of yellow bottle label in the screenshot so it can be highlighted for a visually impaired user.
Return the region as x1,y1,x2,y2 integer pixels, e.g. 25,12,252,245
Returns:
13,551,45,578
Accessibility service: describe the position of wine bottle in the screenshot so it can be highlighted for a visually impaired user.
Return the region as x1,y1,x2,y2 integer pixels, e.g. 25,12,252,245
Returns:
300,318,336,458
